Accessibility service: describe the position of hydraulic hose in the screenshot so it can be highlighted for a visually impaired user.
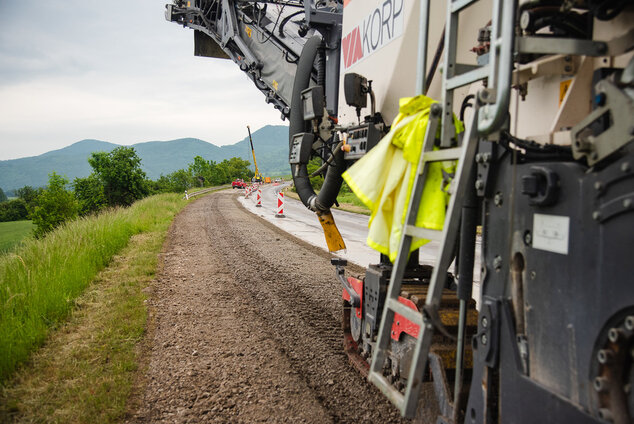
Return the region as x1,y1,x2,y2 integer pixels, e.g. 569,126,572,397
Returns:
315,144,346,211
278,10,305,37
289,35,344,211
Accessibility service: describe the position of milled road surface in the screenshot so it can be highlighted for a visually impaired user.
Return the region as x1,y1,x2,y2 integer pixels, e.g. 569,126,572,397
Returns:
127,190,411,423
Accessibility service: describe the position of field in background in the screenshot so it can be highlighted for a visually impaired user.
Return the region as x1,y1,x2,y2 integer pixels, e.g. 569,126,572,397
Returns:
0,221,34,253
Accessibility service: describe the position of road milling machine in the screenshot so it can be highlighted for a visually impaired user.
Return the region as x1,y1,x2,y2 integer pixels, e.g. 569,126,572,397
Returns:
166,1,634,422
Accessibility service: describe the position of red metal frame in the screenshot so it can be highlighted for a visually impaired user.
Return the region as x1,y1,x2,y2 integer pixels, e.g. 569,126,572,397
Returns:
341,276,363,319
391,297,420,341
342,277,419,340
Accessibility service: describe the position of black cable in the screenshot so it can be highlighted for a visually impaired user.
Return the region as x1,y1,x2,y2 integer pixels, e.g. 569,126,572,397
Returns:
309,140,343,178
460,94,475,122
251,73,269,90
518,0,561,12
284,50,299,64
519,0,627,21
425,27,445,95
317,41,326,87
529,12,589,39
589,0,628,20
278,10,304,37
253,2,267,27
259,4,286,44
499,131,574,162
202,0,215,16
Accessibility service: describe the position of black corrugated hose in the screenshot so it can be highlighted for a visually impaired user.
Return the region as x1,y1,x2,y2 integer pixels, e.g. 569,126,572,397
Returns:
289,35,345,211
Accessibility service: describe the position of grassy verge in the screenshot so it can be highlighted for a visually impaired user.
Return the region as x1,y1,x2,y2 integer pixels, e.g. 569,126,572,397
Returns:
0,193,187,422
0,221,34,253
0,194,186,384
334,192,371,215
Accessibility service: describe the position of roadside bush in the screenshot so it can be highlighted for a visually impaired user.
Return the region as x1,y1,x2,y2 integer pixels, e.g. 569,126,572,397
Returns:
306,157,324,190
73,174,106,216
216,157,253,183
167,169,194,193
339,181,353,193
146,177,166,195
15,186,43,215
0,199,28,222
30,173,78,238
188,156,253,187
89,147,148,207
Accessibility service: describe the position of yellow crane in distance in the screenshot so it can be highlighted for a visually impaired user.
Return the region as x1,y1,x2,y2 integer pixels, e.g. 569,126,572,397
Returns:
246,125,263,183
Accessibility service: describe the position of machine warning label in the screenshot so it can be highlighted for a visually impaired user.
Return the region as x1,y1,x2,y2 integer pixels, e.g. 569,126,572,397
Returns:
532,213,570,255
559,79,572,106
341,0,404,70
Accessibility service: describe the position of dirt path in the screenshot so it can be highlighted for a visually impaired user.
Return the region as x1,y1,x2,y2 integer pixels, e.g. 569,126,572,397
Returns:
126,191,407,423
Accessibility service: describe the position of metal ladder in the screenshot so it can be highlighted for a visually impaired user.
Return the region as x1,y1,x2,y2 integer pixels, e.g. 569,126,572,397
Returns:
367,0,517,418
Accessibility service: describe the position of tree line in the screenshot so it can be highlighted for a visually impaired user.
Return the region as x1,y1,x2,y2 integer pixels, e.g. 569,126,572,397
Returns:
0,147,253,237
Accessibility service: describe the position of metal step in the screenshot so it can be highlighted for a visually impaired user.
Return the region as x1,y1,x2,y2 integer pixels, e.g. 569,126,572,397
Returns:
404,226,443,242
445,65,489,90
451,0,480,13
386,298,425,327
422,147,463,163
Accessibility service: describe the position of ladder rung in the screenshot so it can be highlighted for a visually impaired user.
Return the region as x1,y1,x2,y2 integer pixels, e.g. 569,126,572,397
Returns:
455,63,480,74
517,36,607,57
368,371,406,409
422,147,462,163
386,298,424,327
404,225,443,242
445,65,489,90
451,0,479,13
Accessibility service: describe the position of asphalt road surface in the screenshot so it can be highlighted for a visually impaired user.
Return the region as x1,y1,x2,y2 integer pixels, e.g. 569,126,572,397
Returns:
238,184,481,303
238,183,454,269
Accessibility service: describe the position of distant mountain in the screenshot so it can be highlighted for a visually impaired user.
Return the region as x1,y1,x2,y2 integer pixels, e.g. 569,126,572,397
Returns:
0,125,290,191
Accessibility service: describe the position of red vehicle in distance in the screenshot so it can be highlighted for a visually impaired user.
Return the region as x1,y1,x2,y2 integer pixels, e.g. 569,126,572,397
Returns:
232,179,247,189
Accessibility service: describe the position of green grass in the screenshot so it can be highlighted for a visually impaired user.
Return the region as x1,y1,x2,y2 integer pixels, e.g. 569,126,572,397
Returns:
0,193,185,384
336,192,369,210
0,210,183,422
0,221,34,253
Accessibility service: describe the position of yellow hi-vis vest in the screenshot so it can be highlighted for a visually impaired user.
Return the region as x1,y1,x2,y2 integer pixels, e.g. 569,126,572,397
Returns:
342,95,463,263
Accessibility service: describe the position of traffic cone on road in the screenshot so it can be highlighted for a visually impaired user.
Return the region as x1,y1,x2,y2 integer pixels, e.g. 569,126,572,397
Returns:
256,189,262,207
275,191,285,218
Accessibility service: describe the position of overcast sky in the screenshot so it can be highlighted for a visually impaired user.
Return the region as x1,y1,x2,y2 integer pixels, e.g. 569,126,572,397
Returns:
0,0,283,160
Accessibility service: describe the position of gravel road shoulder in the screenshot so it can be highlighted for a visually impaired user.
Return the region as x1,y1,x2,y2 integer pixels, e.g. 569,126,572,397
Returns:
126,190,408,423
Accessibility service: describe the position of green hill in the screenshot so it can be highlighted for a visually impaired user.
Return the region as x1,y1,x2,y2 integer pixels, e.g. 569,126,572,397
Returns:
0,126,290,191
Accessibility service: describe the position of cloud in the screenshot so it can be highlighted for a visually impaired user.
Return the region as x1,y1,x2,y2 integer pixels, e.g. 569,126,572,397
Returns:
0,0,285,160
